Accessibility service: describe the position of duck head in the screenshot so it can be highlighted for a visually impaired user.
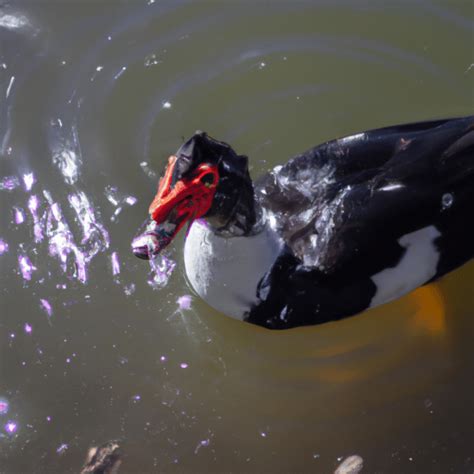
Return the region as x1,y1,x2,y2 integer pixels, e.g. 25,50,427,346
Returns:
132,132,257,260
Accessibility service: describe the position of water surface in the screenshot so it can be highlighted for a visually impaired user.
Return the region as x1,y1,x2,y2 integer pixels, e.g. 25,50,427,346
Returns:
1,1,473,472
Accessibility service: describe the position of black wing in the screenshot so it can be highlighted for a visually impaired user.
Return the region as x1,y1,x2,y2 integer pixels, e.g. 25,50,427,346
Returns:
249,116,474,329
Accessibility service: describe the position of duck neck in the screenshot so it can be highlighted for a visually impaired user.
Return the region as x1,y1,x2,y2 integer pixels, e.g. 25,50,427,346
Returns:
205,179,264,238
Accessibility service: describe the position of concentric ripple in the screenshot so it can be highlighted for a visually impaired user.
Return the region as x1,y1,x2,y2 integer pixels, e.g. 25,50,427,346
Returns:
0,1,473,473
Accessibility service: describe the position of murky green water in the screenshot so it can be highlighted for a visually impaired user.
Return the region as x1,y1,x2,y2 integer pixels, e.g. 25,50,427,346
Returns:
1,1,473,472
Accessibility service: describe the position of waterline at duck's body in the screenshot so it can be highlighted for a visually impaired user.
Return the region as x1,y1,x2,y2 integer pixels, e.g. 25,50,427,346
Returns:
135,116,474,329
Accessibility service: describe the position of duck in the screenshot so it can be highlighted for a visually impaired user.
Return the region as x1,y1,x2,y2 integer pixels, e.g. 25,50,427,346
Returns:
132,116,474,329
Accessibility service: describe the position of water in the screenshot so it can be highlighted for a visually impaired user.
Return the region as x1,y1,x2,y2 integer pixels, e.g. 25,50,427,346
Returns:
0,1,473,472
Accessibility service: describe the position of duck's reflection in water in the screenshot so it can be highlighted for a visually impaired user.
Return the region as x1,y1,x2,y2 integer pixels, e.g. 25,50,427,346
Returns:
170,263,473,421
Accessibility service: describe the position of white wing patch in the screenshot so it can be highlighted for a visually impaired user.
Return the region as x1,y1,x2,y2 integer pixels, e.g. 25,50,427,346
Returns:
370,225,441,308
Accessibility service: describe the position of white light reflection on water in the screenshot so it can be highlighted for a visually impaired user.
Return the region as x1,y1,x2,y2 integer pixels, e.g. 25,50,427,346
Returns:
104,185,138,222
5,76,15,99
148,254,176,290
13,207,24,224
139,161,157,179
4,421,18,435
111,251,121,276
1,1,472,472
18,254,37,281
39,299,53,318
0,239,9,255
0,176,20,191
113,66,127,81
54,148,81,184
194,437,210,454
27,195,43,243
2,164,158,294
177,295,192,311
45,195,88,283
0,13,29,30
49,120,82,185
0,399,9,415
68,192,110,250
22,172,35,192
1,123,176,299
55,443,68,455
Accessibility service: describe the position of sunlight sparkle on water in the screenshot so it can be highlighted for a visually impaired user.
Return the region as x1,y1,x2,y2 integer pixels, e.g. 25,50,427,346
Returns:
39,299,53,317
13,207,25,224
0,14,29,30
114,66,127,80
27,195,39,212
4,421,17,435
194,438,210,454
0,239,8,255
28,195,44,242
0,176,19,191
45,197,90,283
105,185,137,221
123,283,135,296
111,252,120,276
144,53,162,67
125,196,137,206
140,161,157,179
177,295,192,310
6,76,15,98
105,186,121,206
56,443,68,455
53,148,81,185
68,191,110,259
18,254,36,280
22,172,35,191
148,255,176,289
0,399,9,415
24,323,32,334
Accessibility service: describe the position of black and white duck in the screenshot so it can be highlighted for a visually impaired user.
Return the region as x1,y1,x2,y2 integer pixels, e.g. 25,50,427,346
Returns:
133,116,474,329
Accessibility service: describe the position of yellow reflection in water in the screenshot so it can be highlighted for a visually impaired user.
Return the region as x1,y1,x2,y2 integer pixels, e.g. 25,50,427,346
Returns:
245,283,448,384
410,284,446,335
171,264,472,445
310,284,448,384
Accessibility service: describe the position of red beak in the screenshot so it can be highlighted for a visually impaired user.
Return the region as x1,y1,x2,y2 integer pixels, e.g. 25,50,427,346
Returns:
149,154,218,222
132,155,219,259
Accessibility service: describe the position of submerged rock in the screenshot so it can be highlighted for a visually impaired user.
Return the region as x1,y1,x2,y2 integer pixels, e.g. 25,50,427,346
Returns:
80,441,122,474
335,455,364,474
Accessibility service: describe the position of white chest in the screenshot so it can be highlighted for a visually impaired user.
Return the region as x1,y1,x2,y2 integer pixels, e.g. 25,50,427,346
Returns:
183,220,283,319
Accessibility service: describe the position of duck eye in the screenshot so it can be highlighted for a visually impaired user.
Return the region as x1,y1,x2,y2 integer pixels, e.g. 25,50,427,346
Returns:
200,173,215,187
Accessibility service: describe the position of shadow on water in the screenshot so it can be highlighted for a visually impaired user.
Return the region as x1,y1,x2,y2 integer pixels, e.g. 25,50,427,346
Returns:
1,1,473,473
